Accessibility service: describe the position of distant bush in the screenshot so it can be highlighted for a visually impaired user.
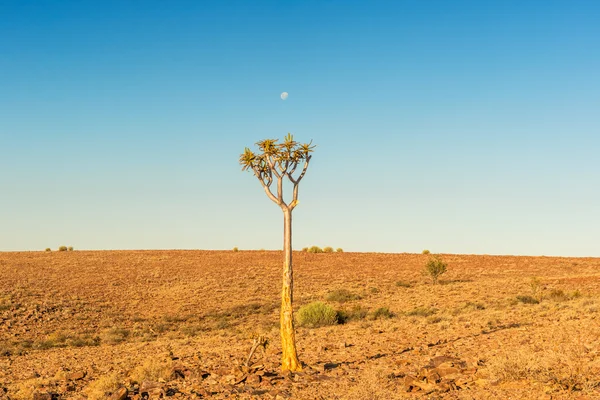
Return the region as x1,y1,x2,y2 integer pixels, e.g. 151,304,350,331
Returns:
422,249,431,255
301,247,309,252
296,302,338,328
326,289,361,303
307,246,324,254
396,280,412,288
371,307,394,320
58,246,68,252
424,255,447,285
45,248,51,252
232,247,239,252
406,307,438,317
323,246,334,253
336,248,343,253
516,295,539,304
68,246,74,251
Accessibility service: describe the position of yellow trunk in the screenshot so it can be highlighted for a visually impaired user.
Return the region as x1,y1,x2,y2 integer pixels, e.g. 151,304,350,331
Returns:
280,209,301,371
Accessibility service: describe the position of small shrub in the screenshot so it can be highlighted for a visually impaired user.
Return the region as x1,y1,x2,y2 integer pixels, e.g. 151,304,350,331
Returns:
323,246,334,253
58,246,68,252
232,247,239,252
371,307,393,320
337,305,369,323
422,249,431,255
84,372,121,400
336,248,343,253
424,255,447,285
326,289,361,303
406,307,438,317
395,280,412,288
516,295,540,304
307,246,324,253
130,358,174,383
296,302,338,328
67,246,74,251
301,247,308,252
465,301,486,310
548,288,568,302
45,248,51,252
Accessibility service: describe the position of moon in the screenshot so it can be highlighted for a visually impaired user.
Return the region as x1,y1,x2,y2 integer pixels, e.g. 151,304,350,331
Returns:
280,92,289,100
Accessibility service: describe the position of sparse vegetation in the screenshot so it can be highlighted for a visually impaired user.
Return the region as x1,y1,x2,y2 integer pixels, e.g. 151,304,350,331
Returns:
68,246,74,251
296,302,338,328
45,248,51,252
336,248,343,253
326,289,361,303
395,280,412,288
424,255,447,284
307,246,324,253
323,246,334,253
58,246,68,252
232,246,239,252
422,249,431,254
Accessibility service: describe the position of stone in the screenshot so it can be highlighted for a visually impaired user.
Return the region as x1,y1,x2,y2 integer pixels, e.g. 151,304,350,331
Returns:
140,381,161,392
109,387,128,400
247,374,261,385
33,393,52,400
66,371,86,381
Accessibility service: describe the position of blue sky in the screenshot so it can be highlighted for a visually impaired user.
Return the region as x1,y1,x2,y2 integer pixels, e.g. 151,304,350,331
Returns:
1,1,599,256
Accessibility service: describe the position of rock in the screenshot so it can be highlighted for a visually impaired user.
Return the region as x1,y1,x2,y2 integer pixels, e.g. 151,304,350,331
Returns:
66,371,86,381
403,375,418,391
140,381,161,392
436,367,460,377
109,387,128,400
247,374,261,385
32,393,52,400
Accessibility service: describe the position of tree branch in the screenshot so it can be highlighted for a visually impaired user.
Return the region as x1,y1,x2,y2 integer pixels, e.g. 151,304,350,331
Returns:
290,156,310,185
252,167,280,205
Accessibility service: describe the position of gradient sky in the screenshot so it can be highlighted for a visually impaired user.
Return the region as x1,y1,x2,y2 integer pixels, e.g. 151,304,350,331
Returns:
1,1,599,256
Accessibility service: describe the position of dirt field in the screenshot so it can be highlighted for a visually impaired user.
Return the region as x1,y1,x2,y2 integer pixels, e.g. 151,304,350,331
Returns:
1,250,599,399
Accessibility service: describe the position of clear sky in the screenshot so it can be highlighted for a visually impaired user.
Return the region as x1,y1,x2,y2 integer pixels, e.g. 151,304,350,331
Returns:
1,1,599,256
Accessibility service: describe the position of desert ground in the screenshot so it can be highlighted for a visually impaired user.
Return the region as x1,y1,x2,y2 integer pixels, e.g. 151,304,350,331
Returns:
0,250,599,399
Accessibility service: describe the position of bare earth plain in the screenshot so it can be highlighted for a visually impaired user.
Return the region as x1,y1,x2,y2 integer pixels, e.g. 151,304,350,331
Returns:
1,250,599,399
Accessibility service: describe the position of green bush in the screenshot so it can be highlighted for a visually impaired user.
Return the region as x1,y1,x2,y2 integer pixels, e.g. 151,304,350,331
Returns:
371,307,394,319
326,289,361,303
68,246,74,251
422,249,431,255
45,248,51,252
296,302,338,328
307,246,324,254
424,255,447,284
336,248,343,253
232,247,239,252
323,246,334,253
58,246,68,252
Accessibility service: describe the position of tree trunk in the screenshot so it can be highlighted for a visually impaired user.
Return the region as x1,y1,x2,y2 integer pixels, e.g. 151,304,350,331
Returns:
280,208,301,371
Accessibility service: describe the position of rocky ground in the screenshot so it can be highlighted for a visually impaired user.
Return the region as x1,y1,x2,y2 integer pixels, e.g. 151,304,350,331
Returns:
0,250,599,399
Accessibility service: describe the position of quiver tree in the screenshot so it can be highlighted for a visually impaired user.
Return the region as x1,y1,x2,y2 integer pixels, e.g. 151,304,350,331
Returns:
239,134,314,372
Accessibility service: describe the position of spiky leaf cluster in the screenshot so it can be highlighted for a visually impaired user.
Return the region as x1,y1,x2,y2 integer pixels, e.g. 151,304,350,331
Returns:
240,134,314,209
